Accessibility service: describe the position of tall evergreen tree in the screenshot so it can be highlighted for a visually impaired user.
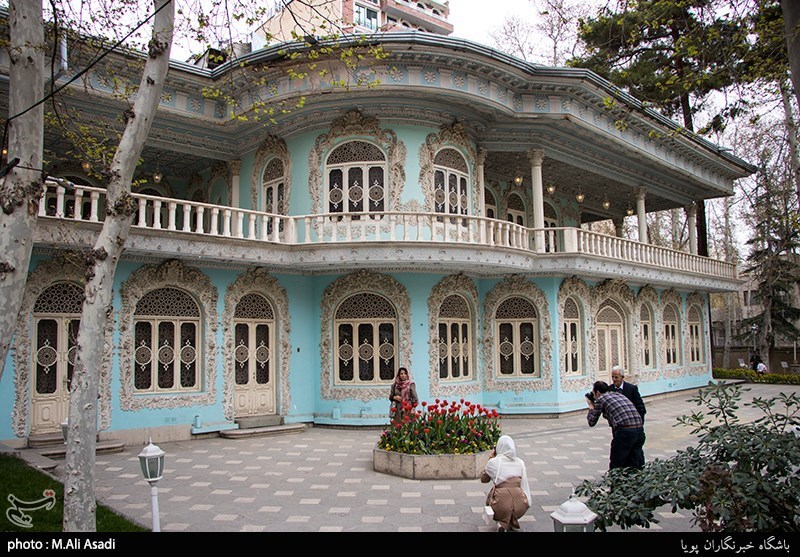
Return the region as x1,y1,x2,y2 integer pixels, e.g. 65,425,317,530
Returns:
570,0,751,256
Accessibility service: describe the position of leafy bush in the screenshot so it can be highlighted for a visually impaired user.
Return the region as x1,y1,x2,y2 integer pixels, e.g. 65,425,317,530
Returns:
378,399,501,455
713,368,800,384
574,382,800,532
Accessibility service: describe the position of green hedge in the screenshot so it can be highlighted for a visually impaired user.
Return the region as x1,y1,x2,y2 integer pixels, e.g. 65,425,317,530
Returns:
712,367,800,384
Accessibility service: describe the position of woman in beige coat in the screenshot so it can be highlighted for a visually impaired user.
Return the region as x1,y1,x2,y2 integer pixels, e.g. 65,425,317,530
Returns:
481,435,531,531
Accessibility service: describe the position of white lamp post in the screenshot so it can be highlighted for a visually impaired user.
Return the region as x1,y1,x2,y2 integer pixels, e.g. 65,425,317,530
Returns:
551,493,598,532
138,439,165,532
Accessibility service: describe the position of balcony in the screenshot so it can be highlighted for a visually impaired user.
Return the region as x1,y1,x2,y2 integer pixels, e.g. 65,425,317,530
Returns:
33,181,739,291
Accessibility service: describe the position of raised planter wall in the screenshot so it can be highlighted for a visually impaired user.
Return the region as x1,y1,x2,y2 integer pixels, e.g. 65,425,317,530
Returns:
373,447,492,479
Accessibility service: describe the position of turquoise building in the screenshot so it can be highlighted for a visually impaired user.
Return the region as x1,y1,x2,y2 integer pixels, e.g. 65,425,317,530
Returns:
0,25,753,447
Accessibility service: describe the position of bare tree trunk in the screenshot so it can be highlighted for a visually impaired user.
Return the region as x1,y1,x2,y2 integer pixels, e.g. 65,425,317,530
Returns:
63,0,174,532
779,79,800,211
0,0,44,381
782,0,800,113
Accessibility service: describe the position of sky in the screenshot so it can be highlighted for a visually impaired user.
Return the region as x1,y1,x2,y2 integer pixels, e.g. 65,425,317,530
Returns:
446,0,533,48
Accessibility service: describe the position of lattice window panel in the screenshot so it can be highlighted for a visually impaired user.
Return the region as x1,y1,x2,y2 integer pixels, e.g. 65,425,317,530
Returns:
135,288,200,317
234,293,274,319
327,141,385,164
434,148,468,173
263,158,284,182
335,293,395,319
496,297,537,320
34,282,84,314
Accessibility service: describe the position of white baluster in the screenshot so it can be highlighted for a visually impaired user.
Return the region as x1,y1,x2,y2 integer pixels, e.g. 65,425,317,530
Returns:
195,206,205,234
209,207,219,235
153,200,162,229
90,191,100,222
222,209,232,237
167,201,177,231
73,188,84,220
137,198,147,227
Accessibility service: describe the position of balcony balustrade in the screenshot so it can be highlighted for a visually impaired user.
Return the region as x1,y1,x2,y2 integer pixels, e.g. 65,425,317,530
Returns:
37,180,738,282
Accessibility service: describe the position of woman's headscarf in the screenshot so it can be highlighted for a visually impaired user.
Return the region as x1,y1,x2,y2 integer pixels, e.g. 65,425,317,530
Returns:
484,435,532,504
394,367,413,402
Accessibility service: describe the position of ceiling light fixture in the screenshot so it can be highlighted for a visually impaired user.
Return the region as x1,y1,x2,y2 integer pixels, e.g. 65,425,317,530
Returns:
81,160,91,173
602,197,611,210
575,189,585,204
546,183,556,195
513,175,523,186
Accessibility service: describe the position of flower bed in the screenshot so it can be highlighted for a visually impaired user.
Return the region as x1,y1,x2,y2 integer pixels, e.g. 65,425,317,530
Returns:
373,399,501,479
379,398,501,455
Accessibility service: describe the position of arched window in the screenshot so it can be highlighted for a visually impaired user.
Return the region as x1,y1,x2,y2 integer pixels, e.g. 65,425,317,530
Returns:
495,296,538,377
334,293,397,384
326,141,386,217
33,282,83,398
433,148,469,219
663,303,681,365
507,193,526,226
562,296,582,375
597,301,625,380
484,189,497,219
544,202,559,252
640,303,655,368
133,287,201,393
688,305,703,363
437,294,472,380
262,158,286,234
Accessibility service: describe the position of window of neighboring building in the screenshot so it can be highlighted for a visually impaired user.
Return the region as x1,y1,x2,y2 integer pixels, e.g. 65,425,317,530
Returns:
334,293,397,384
133,287,201,393
562,296,582,375
437,294,473,380
495,296,539,377
663,303,680,365
640,303,655,368
688,305,703,363
354,4,379,30
326,140,387,217
433,148,469,220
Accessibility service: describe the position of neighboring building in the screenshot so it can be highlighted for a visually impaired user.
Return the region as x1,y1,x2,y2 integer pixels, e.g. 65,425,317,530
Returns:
0,11,754,447
252,0,453,47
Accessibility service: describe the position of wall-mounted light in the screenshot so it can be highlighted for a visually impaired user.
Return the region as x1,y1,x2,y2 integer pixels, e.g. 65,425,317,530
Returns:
602,197,611,210
81,160,91,173
152,171,162,184
575,189,585,204
513,175,523,186
626,206,634,216
546,183,556,195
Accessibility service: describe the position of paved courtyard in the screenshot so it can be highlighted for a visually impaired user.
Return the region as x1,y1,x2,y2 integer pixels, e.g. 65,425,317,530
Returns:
37,382,799,533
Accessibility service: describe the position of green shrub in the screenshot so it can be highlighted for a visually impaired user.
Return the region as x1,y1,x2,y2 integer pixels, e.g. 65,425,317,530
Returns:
712,367,800,384
574,382,800,532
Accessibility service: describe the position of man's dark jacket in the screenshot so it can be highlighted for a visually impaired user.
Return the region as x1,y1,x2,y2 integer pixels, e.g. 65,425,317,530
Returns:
611,382,646,422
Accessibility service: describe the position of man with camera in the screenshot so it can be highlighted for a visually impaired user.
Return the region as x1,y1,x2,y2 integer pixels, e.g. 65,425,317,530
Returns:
586,380,645,470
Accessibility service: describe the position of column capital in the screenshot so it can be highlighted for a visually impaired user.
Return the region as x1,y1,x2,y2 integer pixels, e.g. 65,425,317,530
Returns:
476,147,487,165
635,187,647,201
527,149,544,166
685,202,697,216
227,159,242,175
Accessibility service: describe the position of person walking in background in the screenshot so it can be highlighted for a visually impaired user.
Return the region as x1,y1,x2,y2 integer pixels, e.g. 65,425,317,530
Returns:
389,366,418,417
609,365,646,422
481,435,531,532
587,380,645,470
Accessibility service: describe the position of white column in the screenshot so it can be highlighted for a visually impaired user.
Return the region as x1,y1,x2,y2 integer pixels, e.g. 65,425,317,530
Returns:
529,149,545,252
477,148,486,216
229,160,241,236
636,187,648,244
686,203,697,255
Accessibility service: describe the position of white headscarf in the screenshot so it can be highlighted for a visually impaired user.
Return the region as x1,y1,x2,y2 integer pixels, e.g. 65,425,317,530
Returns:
484,435,532,505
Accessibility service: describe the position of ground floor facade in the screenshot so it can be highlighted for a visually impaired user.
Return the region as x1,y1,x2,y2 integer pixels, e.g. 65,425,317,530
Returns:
0,254,713,445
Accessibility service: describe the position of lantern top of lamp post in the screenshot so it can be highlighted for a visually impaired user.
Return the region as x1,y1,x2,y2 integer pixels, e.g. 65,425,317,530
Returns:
138,438,164,460
550,494,597,525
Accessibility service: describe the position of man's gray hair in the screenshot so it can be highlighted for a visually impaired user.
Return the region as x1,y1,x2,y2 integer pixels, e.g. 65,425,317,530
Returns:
611,365,624,376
